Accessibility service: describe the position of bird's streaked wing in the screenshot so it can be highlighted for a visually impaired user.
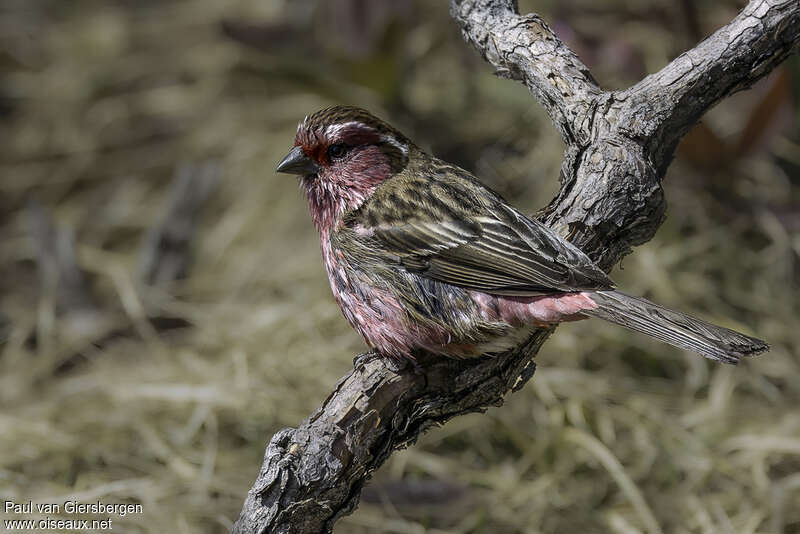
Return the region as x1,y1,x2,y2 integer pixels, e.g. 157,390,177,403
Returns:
350,167,615,296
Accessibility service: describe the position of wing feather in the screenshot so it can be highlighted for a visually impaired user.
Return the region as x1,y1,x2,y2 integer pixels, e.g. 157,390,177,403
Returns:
347,164,615,296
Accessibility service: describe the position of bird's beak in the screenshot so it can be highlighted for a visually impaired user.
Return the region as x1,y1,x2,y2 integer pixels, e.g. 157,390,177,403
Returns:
276,146,319,175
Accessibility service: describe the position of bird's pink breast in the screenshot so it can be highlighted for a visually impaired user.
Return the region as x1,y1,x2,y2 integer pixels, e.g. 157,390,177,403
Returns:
320,227,599,359
320,231,450,359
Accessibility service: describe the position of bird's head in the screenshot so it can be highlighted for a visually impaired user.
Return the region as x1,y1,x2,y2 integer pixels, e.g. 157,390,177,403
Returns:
277,106,413,232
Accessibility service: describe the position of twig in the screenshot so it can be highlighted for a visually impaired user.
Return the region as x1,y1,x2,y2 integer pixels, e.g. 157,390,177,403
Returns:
27,198,95,313
138,161,220,286
233,1,800,532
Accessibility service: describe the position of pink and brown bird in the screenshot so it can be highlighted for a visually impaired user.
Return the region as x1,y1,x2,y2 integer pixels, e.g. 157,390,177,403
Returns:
276,105,768,365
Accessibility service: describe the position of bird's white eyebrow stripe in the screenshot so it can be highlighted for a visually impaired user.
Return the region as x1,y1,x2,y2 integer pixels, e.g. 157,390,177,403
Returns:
322,121,409,156
324,121,369,138
325,121,408,154
380,133,408,156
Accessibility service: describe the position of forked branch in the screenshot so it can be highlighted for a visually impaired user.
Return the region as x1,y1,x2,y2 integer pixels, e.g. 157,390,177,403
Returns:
233,1,800,532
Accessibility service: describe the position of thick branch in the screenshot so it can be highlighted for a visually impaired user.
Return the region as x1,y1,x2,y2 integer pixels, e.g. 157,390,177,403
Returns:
617,0,800,168
233,336,546,534
450,0,603,145
233,1,798,532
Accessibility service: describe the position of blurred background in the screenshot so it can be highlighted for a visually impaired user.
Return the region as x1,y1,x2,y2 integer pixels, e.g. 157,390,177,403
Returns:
1,0,798,532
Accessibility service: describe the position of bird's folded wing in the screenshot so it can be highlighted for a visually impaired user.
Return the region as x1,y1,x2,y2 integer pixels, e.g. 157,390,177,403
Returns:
365,205,615,296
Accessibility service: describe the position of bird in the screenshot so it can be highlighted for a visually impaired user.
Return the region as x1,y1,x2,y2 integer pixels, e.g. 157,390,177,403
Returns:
276,105,768,365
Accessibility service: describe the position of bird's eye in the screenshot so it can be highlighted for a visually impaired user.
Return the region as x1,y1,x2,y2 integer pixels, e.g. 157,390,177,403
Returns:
328,143,348,159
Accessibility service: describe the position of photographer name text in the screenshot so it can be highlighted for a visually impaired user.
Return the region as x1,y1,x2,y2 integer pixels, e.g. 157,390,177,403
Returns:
3,500,143,531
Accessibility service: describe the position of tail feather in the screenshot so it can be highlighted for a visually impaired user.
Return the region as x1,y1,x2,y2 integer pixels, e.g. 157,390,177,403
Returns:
584,291,768,364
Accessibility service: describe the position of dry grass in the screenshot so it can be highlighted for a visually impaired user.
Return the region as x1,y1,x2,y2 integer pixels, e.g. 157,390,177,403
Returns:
1,1,798,533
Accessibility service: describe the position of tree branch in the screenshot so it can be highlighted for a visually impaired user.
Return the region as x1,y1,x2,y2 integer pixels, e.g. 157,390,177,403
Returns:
233,1,800,532
616,0,800,170
450,0,602,146
233,337,546,534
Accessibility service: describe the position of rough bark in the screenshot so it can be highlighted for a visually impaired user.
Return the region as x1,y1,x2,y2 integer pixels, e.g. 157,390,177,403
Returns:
233,1,800,532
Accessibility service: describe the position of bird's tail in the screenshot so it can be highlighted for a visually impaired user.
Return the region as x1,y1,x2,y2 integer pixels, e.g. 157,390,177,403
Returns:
583,291,768,364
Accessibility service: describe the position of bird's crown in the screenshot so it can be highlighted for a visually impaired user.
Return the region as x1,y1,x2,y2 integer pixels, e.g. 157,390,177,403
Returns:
299,105,411,146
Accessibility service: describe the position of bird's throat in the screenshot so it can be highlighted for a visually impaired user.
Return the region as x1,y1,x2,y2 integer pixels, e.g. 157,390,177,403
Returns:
301,146,393,234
